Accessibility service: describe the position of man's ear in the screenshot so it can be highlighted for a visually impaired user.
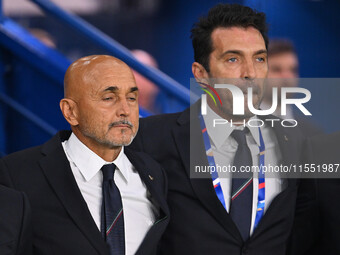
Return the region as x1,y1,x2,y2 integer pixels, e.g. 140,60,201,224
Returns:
192,62,211,87
192,62,209,79
60,98,79,126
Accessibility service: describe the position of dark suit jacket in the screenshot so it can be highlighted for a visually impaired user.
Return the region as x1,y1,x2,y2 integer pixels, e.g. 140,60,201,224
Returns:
0,131,169,255
290,131,340,255
294,113,323,138
0,185,32,255
130,103,304,255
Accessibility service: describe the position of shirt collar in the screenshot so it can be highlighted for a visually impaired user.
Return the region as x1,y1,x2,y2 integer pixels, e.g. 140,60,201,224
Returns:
64,133,129,182
202,104,261,149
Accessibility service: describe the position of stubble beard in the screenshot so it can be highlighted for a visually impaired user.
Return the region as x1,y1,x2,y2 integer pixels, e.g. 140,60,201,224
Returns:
80,123,138,149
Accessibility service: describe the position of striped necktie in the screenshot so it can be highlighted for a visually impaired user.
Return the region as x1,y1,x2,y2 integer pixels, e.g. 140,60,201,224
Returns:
230,128,253,241
101,163,125,255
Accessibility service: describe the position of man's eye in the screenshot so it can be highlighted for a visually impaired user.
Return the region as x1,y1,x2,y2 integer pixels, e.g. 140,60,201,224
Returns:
256,57,266,62
228,58,237,63
103,97,113,101
128,97,136,101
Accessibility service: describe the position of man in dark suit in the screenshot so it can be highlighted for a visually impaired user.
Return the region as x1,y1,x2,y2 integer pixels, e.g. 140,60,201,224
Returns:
0,55,169,255
130,4,304,254
0,185,32,255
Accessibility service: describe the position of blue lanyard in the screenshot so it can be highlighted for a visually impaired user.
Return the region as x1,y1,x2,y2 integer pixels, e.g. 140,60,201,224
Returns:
198,115,266,229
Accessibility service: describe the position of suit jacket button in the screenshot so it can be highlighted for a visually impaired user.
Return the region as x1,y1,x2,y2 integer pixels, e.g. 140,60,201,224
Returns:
241,246,248,255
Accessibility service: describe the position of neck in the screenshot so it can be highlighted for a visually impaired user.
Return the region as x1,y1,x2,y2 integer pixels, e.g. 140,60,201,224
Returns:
93,146,122,162
262,96,283,106
262,97,272,105
261,98,283,117
73,130,122,162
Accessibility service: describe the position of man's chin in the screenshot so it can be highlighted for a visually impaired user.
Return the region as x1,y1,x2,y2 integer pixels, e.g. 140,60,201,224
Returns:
106,135,135,148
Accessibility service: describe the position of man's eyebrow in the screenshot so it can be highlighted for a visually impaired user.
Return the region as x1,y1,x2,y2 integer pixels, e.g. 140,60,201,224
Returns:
220,50,243,58
254,49,267,55
220,49,267,58
130,87,138,93
103,86,118,92
102,86,138,93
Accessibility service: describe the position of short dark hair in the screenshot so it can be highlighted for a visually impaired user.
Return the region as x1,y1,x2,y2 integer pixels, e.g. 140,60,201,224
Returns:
268,39,296,57
191,3,268,72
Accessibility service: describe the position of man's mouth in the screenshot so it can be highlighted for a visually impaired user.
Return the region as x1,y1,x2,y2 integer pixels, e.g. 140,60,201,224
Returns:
242,85,260,95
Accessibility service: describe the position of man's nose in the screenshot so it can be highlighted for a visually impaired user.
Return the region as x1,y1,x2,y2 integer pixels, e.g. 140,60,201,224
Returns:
242,59,256,80
117,98,130,116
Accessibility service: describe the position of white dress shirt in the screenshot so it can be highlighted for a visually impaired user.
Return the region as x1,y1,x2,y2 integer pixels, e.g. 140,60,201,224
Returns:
62,133,157,255
203,105,284,235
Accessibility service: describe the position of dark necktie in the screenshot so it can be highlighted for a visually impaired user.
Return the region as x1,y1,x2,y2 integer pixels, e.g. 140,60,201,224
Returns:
230,129,253,241
101,163,125,255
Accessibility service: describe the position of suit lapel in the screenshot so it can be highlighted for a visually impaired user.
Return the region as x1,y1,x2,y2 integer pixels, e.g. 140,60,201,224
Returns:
124,148,169,255
251,116,300,238
124,148,169,218
39,131,109,255
272,123,301,166
172,104,243,243
258,115,301,184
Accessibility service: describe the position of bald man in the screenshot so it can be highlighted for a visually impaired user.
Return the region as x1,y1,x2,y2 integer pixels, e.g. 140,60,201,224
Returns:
0,55,169,255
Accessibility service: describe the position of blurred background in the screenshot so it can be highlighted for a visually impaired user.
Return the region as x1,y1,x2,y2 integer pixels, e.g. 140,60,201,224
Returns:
0,0,339,155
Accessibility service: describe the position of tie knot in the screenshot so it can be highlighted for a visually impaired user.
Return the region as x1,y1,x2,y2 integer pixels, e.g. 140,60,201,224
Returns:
101,163,116,182
231,128,249,145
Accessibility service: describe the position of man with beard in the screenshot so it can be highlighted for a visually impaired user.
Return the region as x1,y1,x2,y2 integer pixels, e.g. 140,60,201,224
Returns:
130,4,304,254
0,55,169,255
